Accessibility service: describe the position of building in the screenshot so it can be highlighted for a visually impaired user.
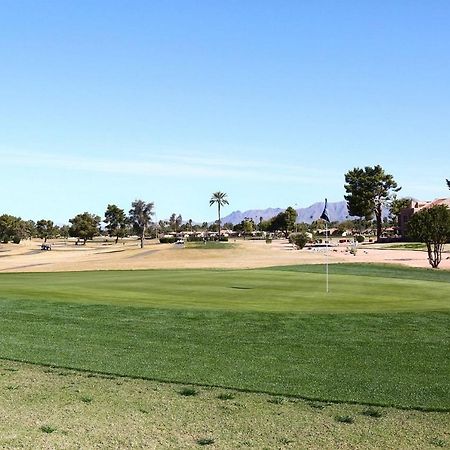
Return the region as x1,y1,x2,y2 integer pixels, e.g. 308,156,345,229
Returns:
399,198,450,237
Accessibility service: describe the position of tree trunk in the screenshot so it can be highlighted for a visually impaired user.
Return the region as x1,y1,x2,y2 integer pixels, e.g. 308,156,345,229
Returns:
375,205,382,241
427,242,443,268
140,228,145,248
115,235,119,244
218,204,221,240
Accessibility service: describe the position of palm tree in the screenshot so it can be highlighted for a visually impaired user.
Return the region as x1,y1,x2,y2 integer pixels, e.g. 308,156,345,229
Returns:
129,199,155,248
446,179,450,190
209,191,229,239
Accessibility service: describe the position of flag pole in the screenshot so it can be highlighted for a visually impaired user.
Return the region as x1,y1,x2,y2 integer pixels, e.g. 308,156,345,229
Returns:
320,198,330,294
326,220,329,293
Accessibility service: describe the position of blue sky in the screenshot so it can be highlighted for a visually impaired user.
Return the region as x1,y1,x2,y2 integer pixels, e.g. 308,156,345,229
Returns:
1,1,449,223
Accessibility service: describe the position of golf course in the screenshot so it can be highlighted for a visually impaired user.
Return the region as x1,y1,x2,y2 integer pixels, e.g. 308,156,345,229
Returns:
1,264,449,409
0,251,449,448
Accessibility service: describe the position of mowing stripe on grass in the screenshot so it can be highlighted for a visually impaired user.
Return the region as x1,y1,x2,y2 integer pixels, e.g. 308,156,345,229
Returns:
0,299,448,410
0,264,448,410
0,266,449,313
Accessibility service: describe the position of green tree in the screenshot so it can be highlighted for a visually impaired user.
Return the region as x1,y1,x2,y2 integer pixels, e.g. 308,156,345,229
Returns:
0,214,27,243
260,207,297,238
209,192,229,238
169,213,177,231
168,214,183,232
129,199,155,248
389,197,411,228
243,218,255,236
285,206,298,235
57,224,70,239
23,220,36,240
69,212,101,244
407,205,450,269
289,231,309,249
104,204,128,243
36,219,55,243
344,165,401,241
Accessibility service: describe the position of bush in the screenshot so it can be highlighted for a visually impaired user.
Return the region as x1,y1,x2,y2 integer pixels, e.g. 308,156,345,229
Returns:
186,236,206,242
179,387,198,396
218,236,229,242
159,237,177,244
361,408,383,418
289,232,309,249
335,415,354,424
217,392,235,400
355,235,365,243
197,437,215,446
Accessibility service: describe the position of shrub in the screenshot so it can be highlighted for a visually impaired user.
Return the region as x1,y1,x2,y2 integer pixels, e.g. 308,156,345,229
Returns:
179,387,198,396
186,236,207,242
217,392,235,400
40,425,56,434
159,237,177,244
361,408,383,418
289,232,309,249
197,437,215,446
335,415,354,424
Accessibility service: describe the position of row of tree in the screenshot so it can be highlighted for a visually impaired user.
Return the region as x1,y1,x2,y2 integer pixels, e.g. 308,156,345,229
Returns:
67,200,156,249
0,192,229,248
0,200,156,249
1,177,449,267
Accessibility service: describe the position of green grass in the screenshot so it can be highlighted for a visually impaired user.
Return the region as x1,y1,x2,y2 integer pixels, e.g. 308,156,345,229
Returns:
0,264,448,410
385,243,427,250
3,361,448,449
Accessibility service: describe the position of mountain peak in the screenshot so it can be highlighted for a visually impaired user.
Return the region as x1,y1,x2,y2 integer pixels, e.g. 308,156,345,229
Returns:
220,200,388,225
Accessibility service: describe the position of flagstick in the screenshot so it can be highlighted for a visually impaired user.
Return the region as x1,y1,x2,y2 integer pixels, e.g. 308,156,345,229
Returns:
326,223,329,293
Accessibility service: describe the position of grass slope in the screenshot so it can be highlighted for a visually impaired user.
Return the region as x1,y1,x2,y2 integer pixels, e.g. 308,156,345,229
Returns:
0,264,448,410
1,361,448,449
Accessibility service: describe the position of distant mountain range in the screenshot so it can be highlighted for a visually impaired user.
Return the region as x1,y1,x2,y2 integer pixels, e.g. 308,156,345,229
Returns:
220,200,390,225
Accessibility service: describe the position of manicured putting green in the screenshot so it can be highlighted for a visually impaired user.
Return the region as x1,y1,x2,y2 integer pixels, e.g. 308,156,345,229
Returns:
1,264,449,313
0,264,448,410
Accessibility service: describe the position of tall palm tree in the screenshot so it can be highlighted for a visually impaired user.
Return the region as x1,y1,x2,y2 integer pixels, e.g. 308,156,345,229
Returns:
129,199,155,248
446,179,450,190
209,191,229,239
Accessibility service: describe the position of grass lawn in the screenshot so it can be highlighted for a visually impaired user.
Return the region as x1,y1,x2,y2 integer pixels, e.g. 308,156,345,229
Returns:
0,264,448,411
1,361,448,449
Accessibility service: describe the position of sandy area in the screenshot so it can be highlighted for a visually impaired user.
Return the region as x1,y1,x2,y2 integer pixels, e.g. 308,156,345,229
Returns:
0,238,449,273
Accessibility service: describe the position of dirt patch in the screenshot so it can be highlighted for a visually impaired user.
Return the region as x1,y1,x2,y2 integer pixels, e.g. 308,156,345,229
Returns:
0,239,448,273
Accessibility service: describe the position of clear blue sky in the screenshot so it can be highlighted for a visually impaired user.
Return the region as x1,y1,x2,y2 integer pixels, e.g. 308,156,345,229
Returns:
1,1,449,223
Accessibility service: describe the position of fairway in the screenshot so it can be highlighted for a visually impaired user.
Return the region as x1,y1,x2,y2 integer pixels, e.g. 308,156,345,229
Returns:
0,264,449,410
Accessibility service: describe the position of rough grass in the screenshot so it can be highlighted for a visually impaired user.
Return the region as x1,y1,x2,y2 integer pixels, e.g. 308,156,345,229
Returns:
0,361,448,449
0,264,448,410
184,241,236,250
